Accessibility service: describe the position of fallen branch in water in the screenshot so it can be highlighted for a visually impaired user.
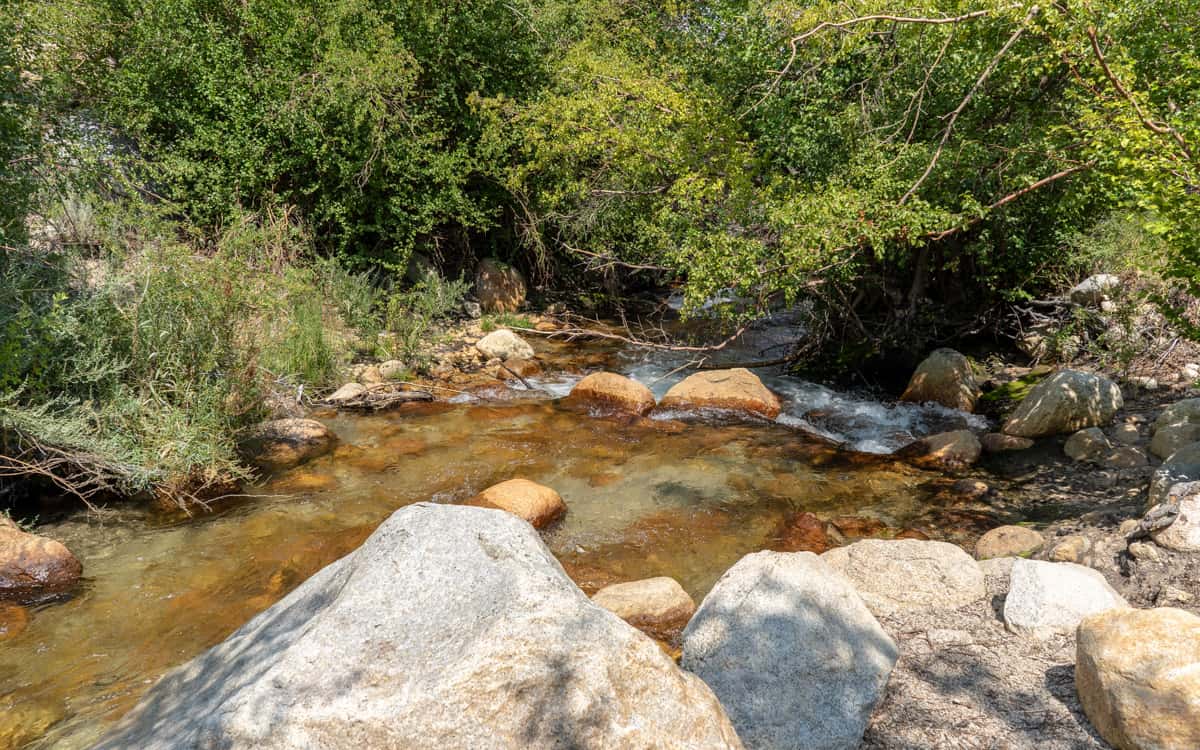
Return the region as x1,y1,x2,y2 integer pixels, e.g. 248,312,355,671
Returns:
320,383,434,411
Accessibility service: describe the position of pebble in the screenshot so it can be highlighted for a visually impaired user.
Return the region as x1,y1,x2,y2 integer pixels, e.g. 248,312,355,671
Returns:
1127,541,1161,562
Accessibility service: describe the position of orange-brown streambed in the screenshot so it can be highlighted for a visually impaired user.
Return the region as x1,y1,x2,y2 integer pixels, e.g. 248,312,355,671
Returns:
3,372,1019,749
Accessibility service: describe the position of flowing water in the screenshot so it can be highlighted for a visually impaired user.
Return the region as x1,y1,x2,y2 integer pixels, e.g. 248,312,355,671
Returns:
2,340,1002,748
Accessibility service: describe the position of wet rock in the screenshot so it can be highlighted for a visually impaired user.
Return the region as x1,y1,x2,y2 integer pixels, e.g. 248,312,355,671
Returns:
770,511,832,553
238,418,338,473
895,430,981,471
900,348,980,412
822,539,986,616
565,372,656,416
0,603,28,641
326,382,367,405
591,577,696,642
1149,482,1200,552
1150,422,1200,460
829,516,888,541
0,523,82,600
1076,607,1200,750
1064,427,1110,462
475,329,534,361
94,504,742,750
1049,535,1091,563
894,528,931,541
474,258,526,313
1150,443,1200,506
472,478,566,529
951,479,990,500
1069,274,1121,306
659,368,781,420
1002,370,1123,438
1003,559,1127,638
1104,446,1148,469
975,525,1044,560
682,550,896,750
0,696,65,750
495,357,541,380
980,432,1035,452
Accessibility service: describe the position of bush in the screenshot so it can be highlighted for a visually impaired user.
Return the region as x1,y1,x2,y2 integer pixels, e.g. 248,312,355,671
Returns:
381,274,469,369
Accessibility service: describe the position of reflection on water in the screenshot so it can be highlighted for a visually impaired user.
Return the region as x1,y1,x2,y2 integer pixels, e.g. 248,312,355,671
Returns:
1,369,989,749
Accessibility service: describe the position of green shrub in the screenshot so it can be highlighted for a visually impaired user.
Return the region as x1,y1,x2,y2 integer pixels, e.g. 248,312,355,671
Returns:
381,274,469,368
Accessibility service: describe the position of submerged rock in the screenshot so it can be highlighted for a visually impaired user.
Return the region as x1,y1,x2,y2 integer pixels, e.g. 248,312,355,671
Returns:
658,368,781,419
975,525,1044,560
238,418,337,473
821,539,986,616
770,511,833,553
1003,559,1127,638
0,522,82,600
93,504,742,750
472,478,566,529
1076,607,1200,750
1002,370,1123,438
682,550,896,750
895,429,981,471
591,577,695,641
0,603,29,641
565,372,656,416
474,258,527,314
475,328,534,361
900,348,980,412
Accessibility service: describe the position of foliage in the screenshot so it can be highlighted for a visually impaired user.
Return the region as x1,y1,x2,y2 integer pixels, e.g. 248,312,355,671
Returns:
0,11,34,247
381,274,469,368
480,313,534,333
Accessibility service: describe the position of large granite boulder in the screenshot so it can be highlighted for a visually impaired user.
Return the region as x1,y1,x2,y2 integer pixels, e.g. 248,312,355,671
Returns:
821,539,986,617
564,372,656,416
1069,274,1121,306
682,551,896,750
93,504,742,750
900,348,980,412
237,418,337,473
1002,559,1127,638
1002,370,1123,438
476,329,534,361
0,522,82,600
659,369,782,420
475,258,527,314
1076,607,1200,750
1151,398,1200,459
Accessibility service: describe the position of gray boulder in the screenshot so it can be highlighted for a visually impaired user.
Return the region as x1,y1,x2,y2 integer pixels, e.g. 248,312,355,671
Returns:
822,539,986,617
94,504,742,750
237,418,337,472
1003,370,1123,438
1150,423,1200,460
682,551,896,750
1003,559,1127,639
1150,481,1200,552
1069,274,1121,306
1064,427,1110,462
900,348,980,412
1150,442,1200,507
476,328,534,361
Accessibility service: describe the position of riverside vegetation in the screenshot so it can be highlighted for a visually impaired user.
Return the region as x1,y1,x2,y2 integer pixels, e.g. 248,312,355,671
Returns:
2,1,1200,749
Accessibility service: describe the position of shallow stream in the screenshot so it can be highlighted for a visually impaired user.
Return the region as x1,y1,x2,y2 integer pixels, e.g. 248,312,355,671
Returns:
3,341,1024,748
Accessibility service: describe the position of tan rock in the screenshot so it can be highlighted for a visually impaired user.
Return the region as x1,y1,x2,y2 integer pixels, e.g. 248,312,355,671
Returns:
981,433,1035,452
901,348,980,412
238,418,338,473
591,577,696,641
1076,607,1200,750
0,525,82,599
896,430,982,470
1049,535,1090,563
326,382,367,405
659,368,781,419
495,357,541,380
565,372,656,416
975,525,1043,560
1065,427,1110,462
475,258,526,313
769,512,833,553
473,478,566,529
0,696,65,750
0,603,29,641
1003,370,1123,438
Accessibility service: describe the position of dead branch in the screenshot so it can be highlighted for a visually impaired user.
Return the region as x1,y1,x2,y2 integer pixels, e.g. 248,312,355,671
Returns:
745,6,1006,116
561,243,672,273
900,5,1040,204
319,383,434,411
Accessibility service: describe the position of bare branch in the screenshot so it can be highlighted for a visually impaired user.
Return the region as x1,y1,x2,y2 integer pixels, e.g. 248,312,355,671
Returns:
899,5,1039,205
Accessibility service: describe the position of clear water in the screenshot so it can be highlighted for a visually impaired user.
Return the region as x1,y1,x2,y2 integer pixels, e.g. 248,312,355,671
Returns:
0,342,994,749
